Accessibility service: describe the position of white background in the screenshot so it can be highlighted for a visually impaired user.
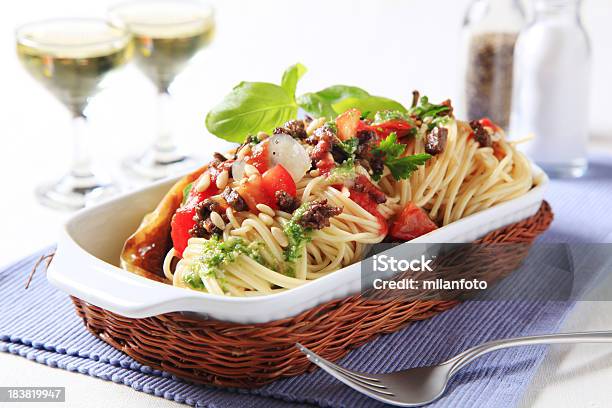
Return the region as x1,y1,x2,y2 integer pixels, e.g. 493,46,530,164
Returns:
1,0,612,407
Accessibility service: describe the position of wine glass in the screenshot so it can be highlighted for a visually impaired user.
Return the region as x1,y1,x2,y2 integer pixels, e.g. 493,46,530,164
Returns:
16,18,133,210
109,0,215,180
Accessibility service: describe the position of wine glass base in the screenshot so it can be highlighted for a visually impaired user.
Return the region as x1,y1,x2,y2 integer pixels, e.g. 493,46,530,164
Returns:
122,152,199,182
35,173,118,211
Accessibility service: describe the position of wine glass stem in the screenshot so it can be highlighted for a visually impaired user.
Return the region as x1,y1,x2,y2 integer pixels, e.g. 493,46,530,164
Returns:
71,114,94,178
155,90,177,153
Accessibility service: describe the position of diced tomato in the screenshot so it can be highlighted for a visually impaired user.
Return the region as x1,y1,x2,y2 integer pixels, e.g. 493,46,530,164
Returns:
170,182,218,256
316,152,336,175
390,203,438,241
246,139,270,174
479,117,501,132
349,189,388,235
262,164,297,197
336,109,362,141
354,175,387,204
235,173,276,211
370,119,413,138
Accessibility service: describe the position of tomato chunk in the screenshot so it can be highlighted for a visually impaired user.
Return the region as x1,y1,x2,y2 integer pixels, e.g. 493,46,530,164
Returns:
336,109,362,141
479,117,501,132
236,173,276,211
170,182,218,255
390,203,438,241
371,119,413,138
316,152,336,175
262,164,297,197
349,188,388,235
246,139,270,174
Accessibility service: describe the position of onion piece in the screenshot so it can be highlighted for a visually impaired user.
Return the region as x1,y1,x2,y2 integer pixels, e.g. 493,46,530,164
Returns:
231,159,247,181
268,133,311,182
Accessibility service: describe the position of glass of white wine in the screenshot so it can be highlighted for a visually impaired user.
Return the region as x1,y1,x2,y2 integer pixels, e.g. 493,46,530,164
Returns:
109,0,215,180
16,18,133,210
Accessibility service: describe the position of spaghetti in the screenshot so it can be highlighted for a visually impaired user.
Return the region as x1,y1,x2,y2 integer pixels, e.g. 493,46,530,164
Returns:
133,96,535,297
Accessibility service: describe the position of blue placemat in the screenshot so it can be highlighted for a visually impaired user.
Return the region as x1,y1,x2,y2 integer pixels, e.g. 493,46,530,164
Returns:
2,154,612,408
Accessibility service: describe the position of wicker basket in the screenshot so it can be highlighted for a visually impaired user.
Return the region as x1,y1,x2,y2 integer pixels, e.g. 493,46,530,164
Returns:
71,201,553,388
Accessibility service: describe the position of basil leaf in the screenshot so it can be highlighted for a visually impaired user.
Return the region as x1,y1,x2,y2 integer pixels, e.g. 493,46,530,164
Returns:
296,92,337,119
332,96,407,118
280,63,307,100
297,85,370,118
205,81,298,142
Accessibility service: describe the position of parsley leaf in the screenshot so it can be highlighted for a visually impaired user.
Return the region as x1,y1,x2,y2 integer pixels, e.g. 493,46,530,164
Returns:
337,138,359,157
373,132,432,180
385,154,432,180
375,132,405,158
409,96,449,119
373,110,410,124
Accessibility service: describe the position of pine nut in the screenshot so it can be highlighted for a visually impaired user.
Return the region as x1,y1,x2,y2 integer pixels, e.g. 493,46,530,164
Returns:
306,117,326,136
237,145,251,160
216,170,229,190
309,169,321,177
210,212,226,230
244,164,259,177
258,212,274,226
257,131,270,140
195,172,211,192
256,204,275,217
271,227,289,247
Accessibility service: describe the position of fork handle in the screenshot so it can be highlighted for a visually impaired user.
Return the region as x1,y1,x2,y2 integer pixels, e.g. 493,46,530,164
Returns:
447,331,612,376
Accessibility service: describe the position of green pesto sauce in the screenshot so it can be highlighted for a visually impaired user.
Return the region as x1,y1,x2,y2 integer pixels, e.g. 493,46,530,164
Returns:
183,236,264,290
326,158,357,185
283,203,313,263
323,121,338,134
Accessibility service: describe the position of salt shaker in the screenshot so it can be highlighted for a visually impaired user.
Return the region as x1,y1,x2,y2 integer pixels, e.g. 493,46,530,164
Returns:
459,0,525,130
510,0,591,178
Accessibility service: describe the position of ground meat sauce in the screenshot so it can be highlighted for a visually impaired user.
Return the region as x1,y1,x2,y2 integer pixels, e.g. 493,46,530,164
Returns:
308,127,334,161
213,152,228,162
353,130,384,176
190,199,227,238
298,199,342,230
330,144,348,163
355,130,375,158
274,119,307,140
222,186,248,212
411,90,420,108
424,126,448,155
440,99,455,117
276,190,300,213
470,120,492,147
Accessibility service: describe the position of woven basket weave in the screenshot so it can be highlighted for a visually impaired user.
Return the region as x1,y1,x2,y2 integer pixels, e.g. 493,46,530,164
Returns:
71,201,553,388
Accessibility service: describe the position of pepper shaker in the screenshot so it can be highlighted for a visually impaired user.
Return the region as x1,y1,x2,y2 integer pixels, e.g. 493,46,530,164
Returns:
459,0,525,130
510,0,591,178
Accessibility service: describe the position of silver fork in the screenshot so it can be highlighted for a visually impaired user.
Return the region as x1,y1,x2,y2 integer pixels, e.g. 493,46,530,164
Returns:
297,331,612,407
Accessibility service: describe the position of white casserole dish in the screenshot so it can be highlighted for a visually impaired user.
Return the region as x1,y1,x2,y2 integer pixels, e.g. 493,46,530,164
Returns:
47,165,548,324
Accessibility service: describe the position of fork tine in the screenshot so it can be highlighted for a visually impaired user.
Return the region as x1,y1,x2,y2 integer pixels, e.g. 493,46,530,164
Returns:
295,343,381,382
295,343,394,396
322,360,387,388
